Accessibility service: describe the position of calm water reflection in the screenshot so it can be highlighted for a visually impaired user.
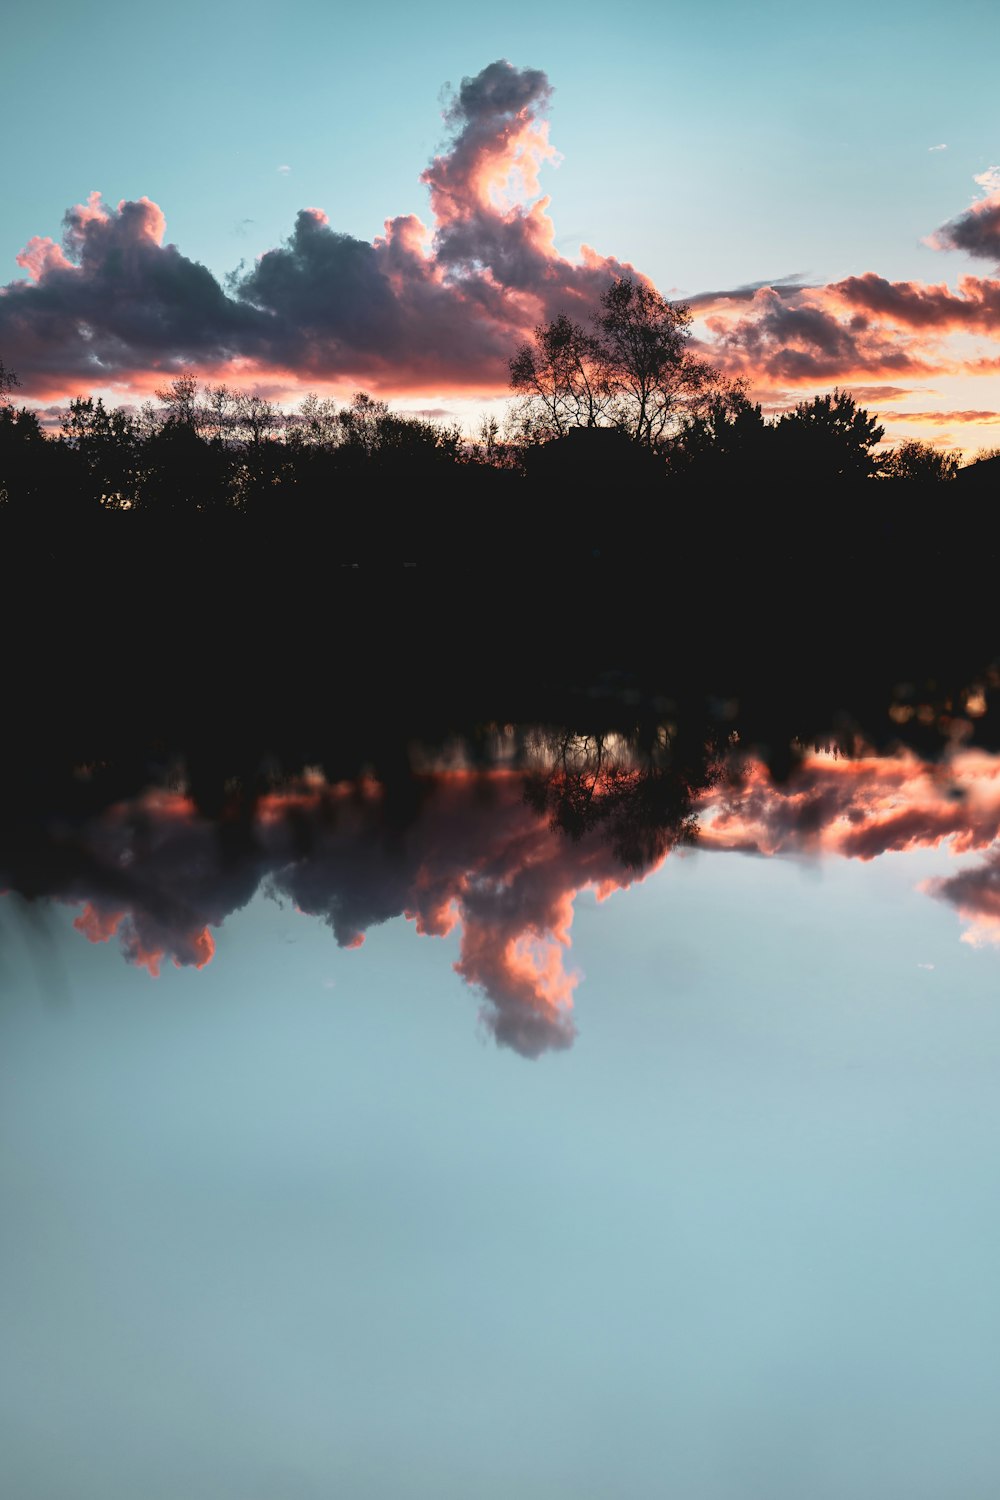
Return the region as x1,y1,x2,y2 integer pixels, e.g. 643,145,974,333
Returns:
4,735,1000,1498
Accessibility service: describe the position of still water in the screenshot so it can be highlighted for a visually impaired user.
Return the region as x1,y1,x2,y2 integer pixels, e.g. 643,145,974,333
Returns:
3,751,1000,1498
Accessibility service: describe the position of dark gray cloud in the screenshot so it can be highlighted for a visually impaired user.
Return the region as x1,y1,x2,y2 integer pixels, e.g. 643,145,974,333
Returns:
1,61,633,398
685,275,810,311
3,194,261,391
704,286,931,382
830,272,1000,332
932,194,1000,265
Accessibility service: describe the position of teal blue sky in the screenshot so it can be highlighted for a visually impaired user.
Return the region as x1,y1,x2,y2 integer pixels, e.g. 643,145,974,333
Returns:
4,0,997,298
4,844,1000,1497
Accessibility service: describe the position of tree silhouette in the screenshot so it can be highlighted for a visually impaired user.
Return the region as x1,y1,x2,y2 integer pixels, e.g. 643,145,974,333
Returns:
204,384,235,445
671,380,769,478
774,389,884,481
60,397,139,508
0,359,20,406
0,402,45,508
881,438,960,482
509,312,611,436
510,276,718,448
595,277,716,446
154,371,201,429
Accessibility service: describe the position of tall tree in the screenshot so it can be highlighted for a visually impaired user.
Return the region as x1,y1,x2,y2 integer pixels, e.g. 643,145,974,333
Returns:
595,277,715,446
509,276,717,448
509,313,611,437
155,371,201,428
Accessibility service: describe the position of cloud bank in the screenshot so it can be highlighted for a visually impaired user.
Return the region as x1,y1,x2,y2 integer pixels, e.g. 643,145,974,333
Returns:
1,61,636,401
688,172,1000,407
4,63,1000,413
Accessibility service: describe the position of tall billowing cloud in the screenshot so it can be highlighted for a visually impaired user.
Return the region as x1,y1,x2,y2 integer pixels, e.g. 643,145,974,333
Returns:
0,61,635,400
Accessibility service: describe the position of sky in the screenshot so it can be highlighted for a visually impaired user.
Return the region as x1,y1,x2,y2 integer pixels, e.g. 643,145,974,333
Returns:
3,0,1000,452
6,839,1000,1499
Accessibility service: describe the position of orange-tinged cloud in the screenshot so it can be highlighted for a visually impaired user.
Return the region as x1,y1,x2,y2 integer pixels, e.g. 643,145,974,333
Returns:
1,61,636,403
6,65,1000,408
15,236,72,283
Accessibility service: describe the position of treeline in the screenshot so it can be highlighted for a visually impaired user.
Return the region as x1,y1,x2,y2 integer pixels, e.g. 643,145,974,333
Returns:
3,268,999,518
0,376,479,515
1,370,994,519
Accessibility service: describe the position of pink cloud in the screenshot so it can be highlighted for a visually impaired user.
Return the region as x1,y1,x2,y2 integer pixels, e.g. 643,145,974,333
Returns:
0,61,638,402
825,272,1000,333
5,64,1000,405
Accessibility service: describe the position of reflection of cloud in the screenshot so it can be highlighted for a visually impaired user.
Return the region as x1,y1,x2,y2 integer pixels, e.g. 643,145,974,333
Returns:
11,752,1000,1054
703,750,1000,948
924,854,1000,947
7,777,664,1059
703,751,1000,861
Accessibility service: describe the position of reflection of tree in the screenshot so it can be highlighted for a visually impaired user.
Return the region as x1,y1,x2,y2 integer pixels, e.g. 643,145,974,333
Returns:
524,727,722,869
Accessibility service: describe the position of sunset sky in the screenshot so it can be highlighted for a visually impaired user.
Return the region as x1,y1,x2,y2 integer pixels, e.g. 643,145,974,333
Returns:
3,0,1000,451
